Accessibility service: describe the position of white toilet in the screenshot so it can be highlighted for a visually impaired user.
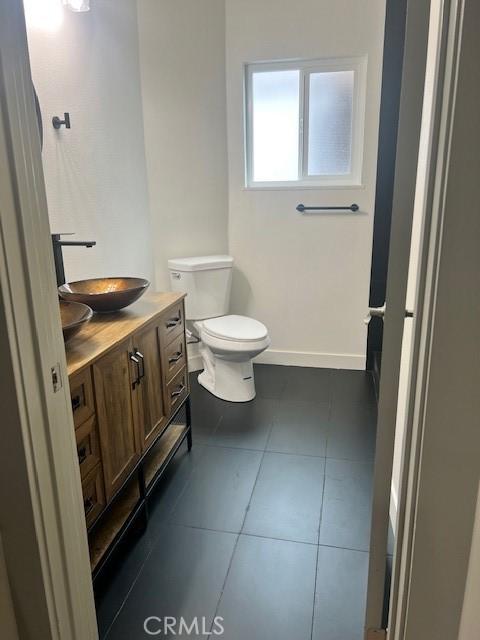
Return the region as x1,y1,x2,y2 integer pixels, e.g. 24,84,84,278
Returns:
168,255,270,402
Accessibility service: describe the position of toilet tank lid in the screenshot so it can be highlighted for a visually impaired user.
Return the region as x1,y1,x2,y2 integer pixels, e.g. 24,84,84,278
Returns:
168,255,233,272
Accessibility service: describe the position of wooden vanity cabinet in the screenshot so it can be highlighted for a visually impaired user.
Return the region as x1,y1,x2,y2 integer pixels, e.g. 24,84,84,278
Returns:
82,464,106,528
131,321,167,452
93,338,141,501
70,368,95,429
65,293,190,573
75,415,101,479
162,332,187,383
159,300,185,344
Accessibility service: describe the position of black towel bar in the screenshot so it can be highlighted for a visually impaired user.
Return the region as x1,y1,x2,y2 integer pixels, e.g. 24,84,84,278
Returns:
296,203,359,213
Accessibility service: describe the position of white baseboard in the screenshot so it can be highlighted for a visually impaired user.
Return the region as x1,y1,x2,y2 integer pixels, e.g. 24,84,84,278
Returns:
189,348,366,372
188,353,204,372
187,341,203,372
254,348,366,370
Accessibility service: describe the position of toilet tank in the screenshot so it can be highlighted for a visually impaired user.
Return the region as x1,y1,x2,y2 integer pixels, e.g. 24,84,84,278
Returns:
168,255,233,320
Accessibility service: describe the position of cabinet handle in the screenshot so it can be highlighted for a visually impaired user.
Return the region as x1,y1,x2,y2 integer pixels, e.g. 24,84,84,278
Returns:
135,350,145,380
166,315,181,328
84,497,94,514
78,445,87,464
71,394,81,411
129,353,141,389
168,350,183,364
171,383,185,399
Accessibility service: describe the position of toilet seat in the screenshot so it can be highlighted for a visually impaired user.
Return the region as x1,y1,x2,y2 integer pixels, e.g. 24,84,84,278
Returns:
196,315,271,402
202,315,268,343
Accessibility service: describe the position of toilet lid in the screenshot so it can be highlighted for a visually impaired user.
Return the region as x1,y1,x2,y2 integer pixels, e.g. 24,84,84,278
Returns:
202,315,268,342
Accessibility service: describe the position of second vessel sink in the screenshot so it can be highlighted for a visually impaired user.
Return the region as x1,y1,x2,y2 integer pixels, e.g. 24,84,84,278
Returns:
60,300,93,342
58,277,150,312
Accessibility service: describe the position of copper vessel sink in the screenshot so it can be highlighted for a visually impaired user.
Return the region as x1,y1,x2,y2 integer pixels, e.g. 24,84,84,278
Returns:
58,277,150,312
59,300,93,342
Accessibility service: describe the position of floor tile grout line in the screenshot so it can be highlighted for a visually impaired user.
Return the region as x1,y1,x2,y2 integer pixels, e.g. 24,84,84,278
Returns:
209,413,225,439
202,441,328,459
325,386,334,457
197,441,375,465
102,534,158,640
144,441,212,543
104,370,374,638
207,532,241,635
262,416,277,455
99,511,369,638
102,442,213,639
167,521,321,547
310,444,328,640
162,444,213,528
317,541,370,554
208,440,270,634
264,407,278,452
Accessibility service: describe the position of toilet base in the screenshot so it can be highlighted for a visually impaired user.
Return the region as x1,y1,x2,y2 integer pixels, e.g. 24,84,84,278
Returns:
198,353,256,403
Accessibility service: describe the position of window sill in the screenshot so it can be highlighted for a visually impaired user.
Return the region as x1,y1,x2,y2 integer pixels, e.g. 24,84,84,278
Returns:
243,183,366,192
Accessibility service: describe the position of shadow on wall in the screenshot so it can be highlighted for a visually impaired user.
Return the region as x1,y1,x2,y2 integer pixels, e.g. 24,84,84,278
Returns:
230,266,252,314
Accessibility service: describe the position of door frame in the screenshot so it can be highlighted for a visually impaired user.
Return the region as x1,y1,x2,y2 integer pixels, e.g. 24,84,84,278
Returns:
389,0,480,637
365,0,433,632
0,1,97,638
366,0,480,637
1,1,479,639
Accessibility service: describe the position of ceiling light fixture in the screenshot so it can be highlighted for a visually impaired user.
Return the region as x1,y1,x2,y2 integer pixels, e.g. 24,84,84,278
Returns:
63,0,90,12
24,0,63,31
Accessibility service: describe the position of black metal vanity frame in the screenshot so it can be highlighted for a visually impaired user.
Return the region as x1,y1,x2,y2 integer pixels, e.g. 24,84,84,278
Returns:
90,393,192,586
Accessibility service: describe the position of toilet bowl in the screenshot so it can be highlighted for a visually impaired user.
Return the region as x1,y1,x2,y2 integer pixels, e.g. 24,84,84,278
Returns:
168,255,270,403
194,315,270,402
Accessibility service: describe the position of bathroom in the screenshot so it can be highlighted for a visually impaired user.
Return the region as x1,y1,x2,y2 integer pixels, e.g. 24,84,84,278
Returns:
18,0,403,638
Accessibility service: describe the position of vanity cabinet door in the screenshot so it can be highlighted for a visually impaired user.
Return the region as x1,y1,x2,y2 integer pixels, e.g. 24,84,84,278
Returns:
132,322,167,452
93,339,141,500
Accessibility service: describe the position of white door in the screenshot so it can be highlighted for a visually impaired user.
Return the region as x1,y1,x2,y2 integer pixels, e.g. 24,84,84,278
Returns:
0,2,97,638
364,0,463,637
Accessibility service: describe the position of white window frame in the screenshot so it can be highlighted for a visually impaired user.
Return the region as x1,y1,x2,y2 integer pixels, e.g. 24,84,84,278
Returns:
245,56,367,189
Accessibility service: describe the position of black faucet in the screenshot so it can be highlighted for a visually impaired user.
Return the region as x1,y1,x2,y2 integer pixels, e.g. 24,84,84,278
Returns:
51,233,96,287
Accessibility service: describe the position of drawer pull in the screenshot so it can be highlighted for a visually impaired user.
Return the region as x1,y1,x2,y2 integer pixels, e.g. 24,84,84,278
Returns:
129,353,141,388
84,497,94,514
78,445,87,464
71,394,81,411
166,315,181,328
135,350,145,380
171,383,185,399
168,350,183,364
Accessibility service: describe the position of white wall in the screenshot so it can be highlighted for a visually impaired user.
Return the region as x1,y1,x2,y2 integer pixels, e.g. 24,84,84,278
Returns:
27,1,387,368
225,0,386,369
26,0,153,284
137,0,229,292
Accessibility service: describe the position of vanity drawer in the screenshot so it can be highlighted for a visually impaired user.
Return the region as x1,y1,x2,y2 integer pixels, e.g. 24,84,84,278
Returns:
75,415,100,479
82,464,105,528
163,333,187,383
166,367,188,417
70,368,95,429
160,301,185,344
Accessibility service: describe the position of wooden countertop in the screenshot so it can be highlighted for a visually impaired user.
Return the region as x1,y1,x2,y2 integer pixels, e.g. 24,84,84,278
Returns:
65,292,185,377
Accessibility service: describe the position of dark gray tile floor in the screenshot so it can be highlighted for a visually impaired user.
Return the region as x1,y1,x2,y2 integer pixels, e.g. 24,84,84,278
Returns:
97,364,377,640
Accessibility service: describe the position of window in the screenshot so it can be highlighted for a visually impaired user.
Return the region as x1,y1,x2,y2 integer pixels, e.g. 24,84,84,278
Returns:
245,57,366,188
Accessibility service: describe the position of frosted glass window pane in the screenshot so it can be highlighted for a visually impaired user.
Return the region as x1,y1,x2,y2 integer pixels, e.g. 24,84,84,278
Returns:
252,70,300,182
307,70,354,176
